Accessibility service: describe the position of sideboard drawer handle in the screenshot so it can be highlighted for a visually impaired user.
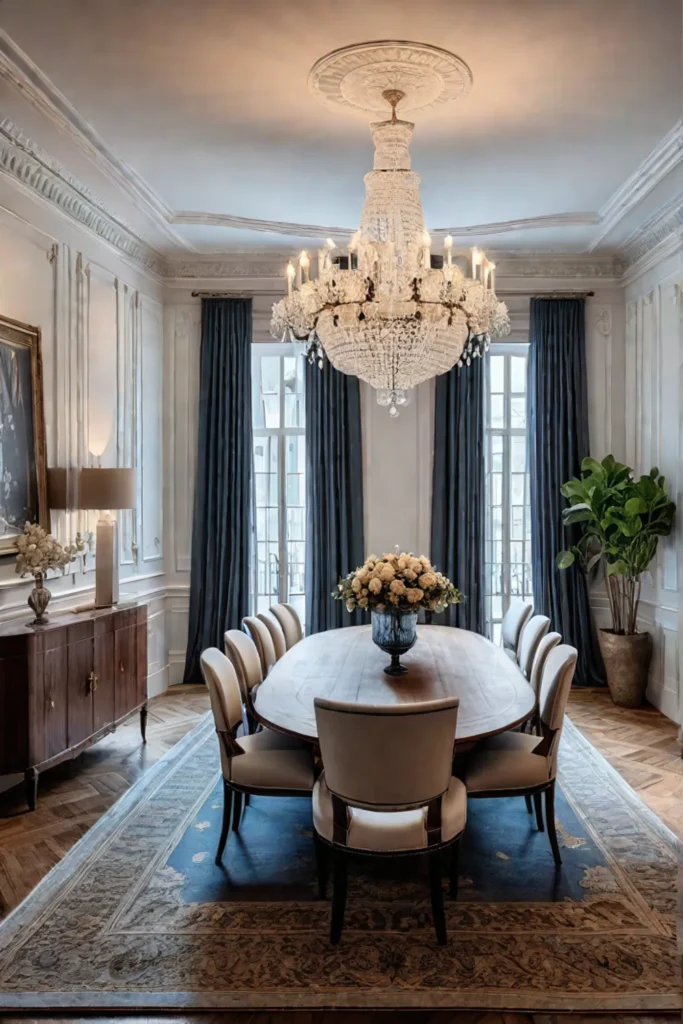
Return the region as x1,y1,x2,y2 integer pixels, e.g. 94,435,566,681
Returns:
88,671,98,693
119,660,125,674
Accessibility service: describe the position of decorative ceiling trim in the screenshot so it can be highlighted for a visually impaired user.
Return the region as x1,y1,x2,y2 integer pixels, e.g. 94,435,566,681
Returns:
0,29,191,251
589,119,683,250
171,209,600,240
620,190,683,266
0,118,166,277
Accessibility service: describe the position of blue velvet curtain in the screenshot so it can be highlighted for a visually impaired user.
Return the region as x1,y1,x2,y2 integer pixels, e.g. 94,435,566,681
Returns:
183,298,252,683
305,355,364,634
528,297,605,686
432,360,485,630
430,359,486,631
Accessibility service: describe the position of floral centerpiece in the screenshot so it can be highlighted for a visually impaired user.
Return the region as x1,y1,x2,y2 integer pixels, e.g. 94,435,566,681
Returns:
335,552,462,675
16,523,75,625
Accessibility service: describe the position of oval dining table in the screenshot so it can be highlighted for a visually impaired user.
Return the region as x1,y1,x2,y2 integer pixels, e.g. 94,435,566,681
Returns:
254,624,535,748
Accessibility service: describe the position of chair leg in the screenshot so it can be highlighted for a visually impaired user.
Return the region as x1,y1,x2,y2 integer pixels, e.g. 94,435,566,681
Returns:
428,850,447,945
545,781,562,866
524,794,533,814
232,790,244,832
449,839,460,899
330,851,348,945
314,834,328,899
215,783,233,865
244,792,251,807
532,791,545,832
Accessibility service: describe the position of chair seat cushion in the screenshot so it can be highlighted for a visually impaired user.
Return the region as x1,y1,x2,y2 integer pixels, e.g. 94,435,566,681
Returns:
312,775,467,852
466,731,549,793
229,729,314,791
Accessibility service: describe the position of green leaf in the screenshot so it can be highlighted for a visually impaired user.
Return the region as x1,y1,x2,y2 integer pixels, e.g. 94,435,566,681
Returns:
606,559,629,576
581,456,605,477
624,496,647,515
563,508,593,525
556,550,575,569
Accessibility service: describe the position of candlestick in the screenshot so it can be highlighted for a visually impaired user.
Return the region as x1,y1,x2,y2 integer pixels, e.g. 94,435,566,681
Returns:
444,234,453,267
488,261,496,291
298,250,310,286
422,230,431,270
286,260,296,296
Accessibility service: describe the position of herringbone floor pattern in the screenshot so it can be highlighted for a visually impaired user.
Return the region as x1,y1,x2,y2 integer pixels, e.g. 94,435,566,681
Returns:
0,683,210,919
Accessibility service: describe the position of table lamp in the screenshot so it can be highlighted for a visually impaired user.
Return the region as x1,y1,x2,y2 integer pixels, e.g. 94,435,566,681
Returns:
78,468,136,608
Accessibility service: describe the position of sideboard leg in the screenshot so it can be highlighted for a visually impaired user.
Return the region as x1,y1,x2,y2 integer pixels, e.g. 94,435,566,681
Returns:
140,703,148,744
24,767,39,811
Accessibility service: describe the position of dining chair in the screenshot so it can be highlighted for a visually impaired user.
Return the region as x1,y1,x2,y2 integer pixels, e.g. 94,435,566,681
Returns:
200,648,314,864
465,644,577,866
312,696,466,946
243,615,277,677
224,628,264,731
257,610,287,662
500,599,533,659
517,614,551,678
270,603,303,650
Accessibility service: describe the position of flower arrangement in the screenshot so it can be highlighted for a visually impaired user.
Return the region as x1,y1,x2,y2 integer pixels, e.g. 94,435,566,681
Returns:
335,552,463,614
15,522,75,580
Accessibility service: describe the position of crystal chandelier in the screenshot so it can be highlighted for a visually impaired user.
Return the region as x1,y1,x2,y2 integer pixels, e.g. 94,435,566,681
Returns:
271,48,510,416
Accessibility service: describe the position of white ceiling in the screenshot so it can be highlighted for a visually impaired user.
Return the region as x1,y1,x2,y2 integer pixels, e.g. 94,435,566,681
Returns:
0,0,680,255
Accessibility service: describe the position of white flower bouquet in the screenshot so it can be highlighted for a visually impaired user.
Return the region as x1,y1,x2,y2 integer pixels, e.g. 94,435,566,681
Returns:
15,522,74,580
334,552,463,614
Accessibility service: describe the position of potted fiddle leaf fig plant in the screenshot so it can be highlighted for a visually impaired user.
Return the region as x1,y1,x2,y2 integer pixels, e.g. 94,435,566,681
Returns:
557,455,675,708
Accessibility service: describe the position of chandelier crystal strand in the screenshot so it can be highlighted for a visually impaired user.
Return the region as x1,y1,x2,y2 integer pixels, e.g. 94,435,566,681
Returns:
271,89,510,415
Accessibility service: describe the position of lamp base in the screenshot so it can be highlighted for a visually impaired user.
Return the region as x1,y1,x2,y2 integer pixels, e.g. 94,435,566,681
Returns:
95,517,119,609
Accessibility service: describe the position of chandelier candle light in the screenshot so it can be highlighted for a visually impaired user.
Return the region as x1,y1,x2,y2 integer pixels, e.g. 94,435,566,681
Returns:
271,42,510,417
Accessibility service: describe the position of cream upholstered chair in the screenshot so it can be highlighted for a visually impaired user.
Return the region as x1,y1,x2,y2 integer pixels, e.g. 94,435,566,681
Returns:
501,599,533,660
257,610,287,662
200,648,314,863
465,644,577,866
313,696,466,946
243,615,277,677
517,614,550,678
224,628,263,731
526,630,562,731
270,603,303,650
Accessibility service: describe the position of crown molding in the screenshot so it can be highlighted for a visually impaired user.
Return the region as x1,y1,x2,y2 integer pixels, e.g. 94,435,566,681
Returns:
492,253,624,280
0,118,166,278
0,29,191,251
620,190,683,269
589,120,683,250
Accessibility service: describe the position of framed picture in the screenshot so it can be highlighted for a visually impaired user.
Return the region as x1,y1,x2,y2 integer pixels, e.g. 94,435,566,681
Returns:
0,315,48,555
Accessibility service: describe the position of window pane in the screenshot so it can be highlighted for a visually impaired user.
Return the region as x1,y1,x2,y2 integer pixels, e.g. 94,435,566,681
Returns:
490,434,503,471
511,473,525,504
511,436,527,473
490,355,505,393
260,357,281,429
510,396,526,429
490,394,505,428
511,356,526,393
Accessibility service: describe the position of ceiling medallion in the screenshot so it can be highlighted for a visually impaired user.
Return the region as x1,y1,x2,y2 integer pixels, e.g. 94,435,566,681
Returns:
271,42,510,416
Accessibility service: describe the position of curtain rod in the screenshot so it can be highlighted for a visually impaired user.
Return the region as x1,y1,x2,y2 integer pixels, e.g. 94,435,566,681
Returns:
190,290,255,298
529,290,595,298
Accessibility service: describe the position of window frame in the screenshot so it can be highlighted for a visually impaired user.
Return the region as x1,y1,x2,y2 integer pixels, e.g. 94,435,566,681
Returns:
484,342,532,641
250,343,306,619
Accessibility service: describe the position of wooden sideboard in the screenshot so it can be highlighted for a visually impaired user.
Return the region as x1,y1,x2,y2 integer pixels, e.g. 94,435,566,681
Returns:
0,603,148,810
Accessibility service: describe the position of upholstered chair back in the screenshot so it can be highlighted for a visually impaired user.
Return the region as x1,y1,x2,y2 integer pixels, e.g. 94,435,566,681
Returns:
270,603,303,649
224,629,263,702
200,647,243,735
257,611,287,661
529,631,562,698
314,696,459,811
243,615,277,676
539,644,578,773
501,599,533,650
517,614,550,678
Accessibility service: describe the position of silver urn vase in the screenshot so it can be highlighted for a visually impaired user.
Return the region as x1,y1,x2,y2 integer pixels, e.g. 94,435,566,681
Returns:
371,609,418,676
28,572,51,626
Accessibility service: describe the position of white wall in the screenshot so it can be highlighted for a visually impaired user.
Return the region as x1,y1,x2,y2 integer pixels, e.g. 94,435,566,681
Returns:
0,183,168,697
620,241,683,724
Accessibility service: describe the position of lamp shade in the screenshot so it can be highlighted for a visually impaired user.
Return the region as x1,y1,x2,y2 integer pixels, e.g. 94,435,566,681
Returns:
78,468,136,511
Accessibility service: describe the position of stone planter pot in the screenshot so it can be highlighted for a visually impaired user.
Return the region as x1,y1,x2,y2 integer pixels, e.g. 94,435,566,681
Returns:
598,629,652,708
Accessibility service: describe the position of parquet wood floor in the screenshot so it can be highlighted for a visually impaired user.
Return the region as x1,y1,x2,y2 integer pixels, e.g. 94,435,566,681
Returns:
568,688,683,840
0,684,679,1023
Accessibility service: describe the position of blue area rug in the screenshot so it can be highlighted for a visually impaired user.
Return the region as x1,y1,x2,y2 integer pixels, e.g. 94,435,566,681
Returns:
0,713,678,1012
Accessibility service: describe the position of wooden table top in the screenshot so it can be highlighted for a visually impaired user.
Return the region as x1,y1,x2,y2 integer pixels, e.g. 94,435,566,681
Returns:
254,624,535,745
